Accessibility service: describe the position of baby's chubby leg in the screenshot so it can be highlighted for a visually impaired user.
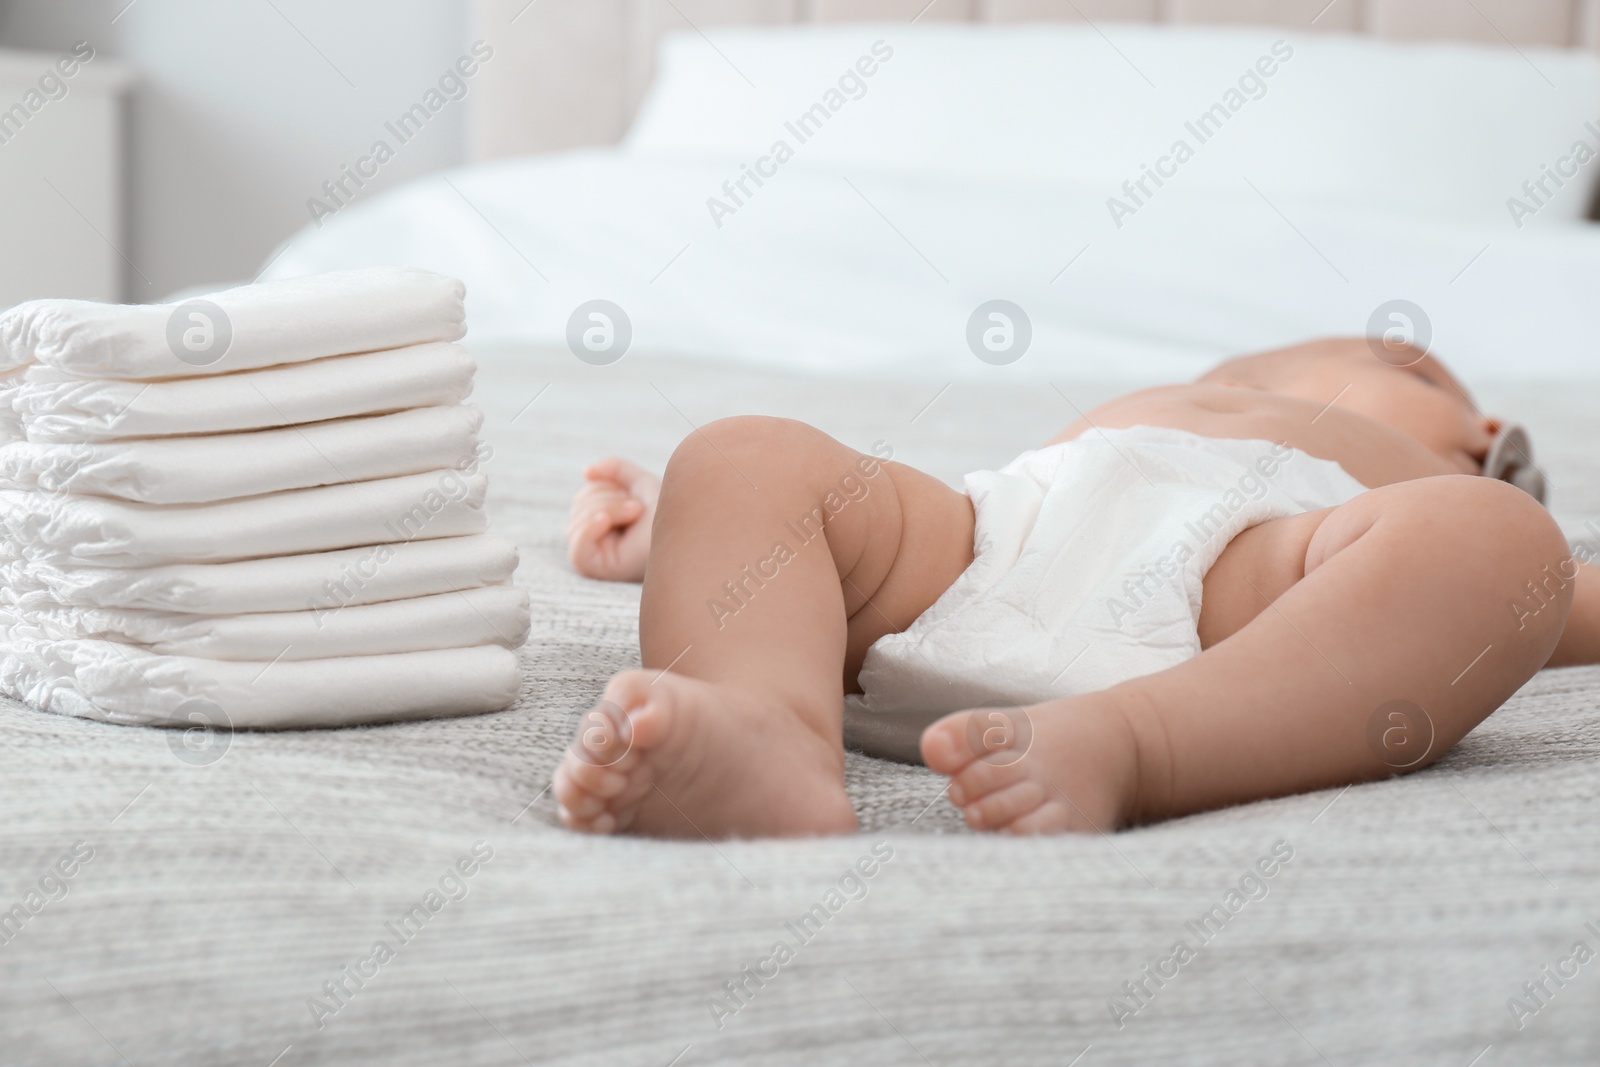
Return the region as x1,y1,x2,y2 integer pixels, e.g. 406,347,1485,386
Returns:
923,477,1571,832
1545,562,1600,667
554,417,975,837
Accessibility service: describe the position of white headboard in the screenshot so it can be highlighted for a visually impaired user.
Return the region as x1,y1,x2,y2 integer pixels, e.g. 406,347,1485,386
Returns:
468,0,1600,161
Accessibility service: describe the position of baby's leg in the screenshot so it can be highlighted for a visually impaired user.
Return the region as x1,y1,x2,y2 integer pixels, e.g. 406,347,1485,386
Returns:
923,476,1571,832
554,417,974,837
1546,562,1600,667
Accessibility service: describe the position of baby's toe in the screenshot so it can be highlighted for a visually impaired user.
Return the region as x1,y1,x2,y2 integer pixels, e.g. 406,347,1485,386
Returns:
921,707,1032,775
553,723,662,836
564,789,608,820
946,756,1028,807
552,761,604,816
610,767,658,812
962,779,1047,831
1003,799,1074,835
593,670,682,753
559,805,617,834
560,755,629,798
920,712,982,774
573,702,635,768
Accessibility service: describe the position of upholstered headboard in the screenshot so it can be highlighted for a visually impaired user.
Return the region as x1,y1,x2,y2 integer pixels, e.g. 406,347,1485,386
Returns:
468,0,1600,162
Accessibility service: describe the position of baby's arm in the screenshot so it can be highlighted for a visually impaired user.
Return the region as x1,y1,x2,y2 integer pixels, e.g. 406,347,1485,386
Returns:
567,457,659,582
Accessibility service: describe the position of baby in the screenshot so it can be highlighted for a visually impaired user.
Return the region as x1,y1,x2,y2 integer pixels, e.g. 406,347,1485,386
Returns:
554,338,1597,837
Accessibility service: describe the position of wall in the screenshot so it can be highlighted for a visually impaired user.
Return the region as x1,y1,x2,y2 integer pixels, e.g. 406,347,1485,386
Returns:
0,0,469,300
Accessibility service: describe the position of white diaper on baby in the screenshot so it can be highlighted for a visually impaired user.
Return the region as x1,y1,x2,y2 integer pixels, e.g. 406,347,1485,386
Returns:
844,426,1369,762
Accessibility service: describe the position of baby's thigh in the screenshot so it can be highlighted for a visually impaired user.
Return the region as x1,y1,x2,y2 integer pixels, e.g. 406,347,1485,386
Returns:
842,460,975,684
1196,507,1334,650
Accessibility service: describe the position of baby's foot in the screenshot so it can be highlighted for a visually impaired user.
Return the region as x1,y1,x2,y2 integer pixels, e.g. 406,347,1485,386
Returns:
920,694,1141,834
552,669,858,838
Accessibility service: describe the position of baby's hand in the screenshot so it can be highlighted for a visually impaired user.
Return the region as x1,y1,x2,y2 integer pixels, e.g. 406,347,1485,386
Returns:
567,457,660,582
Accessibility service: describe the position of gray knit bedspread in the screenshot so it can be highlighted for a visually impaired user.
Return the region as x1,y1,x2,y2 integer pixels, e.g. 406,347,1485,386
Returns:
2,347,1597,1065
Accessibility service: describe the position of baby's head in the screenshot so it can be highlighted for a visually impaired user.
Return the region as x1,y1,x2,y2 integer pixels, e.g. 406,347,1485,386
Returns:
1351,344,1496,474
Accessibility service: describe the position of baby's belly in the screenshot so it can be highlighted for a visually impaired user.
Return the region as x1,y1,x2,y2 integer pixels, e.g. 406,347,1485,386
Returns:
1073,383,1330,438
1062,384,1453,488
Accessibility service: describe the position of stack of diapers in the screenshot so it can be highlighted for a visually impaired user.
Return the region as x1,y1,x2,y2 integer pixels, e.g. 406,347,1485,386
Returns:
0,268,530,730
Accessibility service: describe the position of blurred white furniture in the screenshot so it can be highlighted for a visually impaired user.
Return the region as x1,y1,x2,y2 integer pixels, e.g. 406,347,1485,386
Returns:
0,47,131,308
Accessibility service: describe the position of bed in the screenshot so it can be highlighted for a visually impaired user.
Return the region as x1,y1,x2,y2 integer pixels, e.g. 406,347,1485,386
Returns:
6,4,1600,1064
4,349,1599,1064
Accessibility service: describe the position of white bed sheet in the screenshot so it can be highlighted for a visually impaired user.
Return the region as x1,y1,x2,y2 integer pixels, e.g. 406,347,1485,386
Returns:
262,152,1600,379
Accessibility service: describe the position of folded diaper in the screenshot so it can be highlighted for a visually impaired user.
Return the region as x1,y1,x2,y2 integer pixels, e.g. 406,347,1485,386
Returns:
0,534,519,615
0,634,519,728
7,585,530,661
843,426,1369,762
2,467,488,567
0,405,483,504
0,267,465,381
0,369,20,442
7,342,474,442
1,267,528,731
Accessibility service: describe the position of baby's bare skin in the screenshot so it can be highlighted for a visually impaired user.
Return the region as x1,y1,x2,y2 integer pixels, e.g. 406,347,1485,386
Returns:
555,338,1591,837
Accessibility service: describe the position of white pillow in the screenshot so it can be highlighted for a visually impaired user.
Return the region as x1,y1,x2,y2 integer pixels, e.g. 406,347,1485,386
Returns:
625,23,1600,228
